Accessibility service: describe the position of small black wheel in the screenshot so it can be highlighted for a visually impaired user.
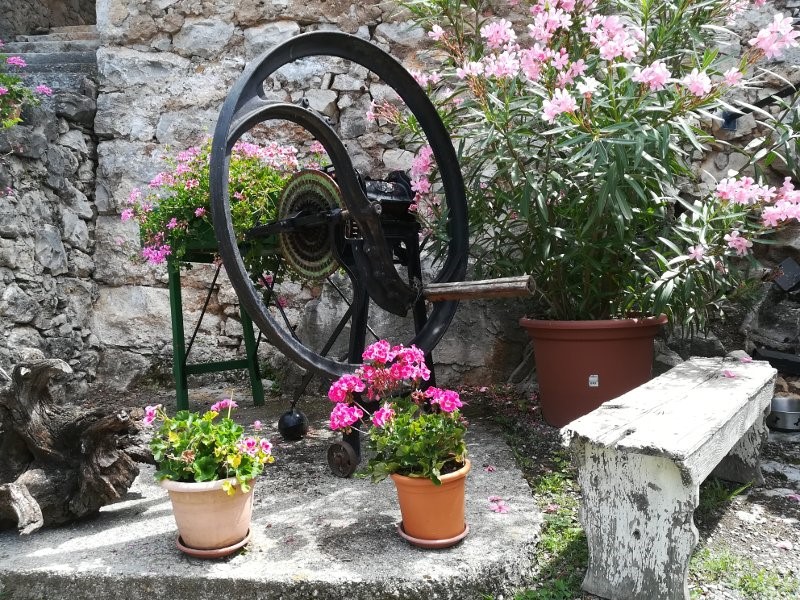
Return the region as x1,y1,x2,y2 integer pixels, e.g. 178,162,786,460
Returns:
327,440,359,478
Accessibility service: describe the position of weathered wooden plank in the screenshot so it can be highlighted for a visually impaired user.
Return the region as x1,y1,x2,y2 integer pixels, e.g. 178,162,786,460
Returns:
422,275,535,302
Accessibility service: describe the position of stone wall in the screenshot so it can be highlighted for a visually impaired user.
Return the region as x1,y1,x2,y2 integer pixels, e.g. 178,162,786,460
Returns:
0,79,99,397
0,0,95,39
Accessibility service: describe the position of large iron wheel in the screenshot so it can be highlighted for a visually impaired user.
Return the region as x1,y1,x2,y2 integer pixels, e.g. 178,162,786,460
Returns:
209,31,468,380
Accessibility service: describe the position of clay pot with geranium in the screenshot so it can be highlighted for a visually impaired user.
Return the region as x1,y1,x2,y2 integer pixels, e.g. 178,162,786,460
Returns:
328,340,470,548
143,399,274,558
392,0,800,425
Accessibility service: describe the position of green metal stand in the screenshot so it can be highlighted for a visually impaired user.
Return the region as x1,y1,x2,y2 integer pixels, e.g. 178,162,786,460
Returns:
168,262,265,410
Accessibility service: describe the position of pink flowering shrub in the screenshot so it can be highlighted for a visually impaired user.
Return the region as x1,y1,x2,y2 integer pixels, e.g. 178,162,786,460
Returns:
399,0,800,331
124,139,328,275
0,40,53,128
144,400,274,495
328,340,467,484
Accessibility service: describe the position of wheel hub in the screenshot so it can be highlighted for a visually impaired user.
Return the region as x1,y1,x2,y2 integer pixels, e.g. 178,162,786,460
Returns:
278,170,343,279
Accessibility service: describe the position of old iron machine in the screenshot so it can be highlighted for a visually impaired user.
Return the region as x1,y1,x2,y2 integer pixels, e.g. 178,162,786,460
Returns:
209,31,531,476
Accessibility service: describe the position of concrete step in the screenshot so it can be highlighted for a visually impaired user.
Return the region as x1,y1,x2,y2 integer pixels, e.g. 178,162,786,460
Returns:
0,393,541,600
10,51,96,65
18,62,97,75
20,71,93,92
15,31,98,42
1,39,100,54
48,24,98,34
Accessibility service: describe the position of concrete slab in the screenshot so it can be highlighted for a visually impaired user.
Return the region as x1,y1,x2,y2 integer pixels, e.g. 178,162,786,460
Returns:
0,393,540,600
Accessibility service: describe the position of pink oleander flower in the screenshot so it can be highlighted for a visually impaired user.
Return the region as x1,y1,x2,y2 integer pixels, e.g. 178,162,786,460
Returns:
576,76,600,97
749,13,800,59
329,402,364,431
483,51,520,79
143,404,161,426
428,24,445,41
681,68,712,97
722,369,737,378
541,88,577,123
456,60,484,79
194,207,206,217
6,56,26,68
723,68,743,87
632,61,671,91
35,84,52,96
371,404,395,428
481,19,517,50
724,230,753,256
210,398,238,413
687,244,706,262
410,145,435,179
411,177,432,195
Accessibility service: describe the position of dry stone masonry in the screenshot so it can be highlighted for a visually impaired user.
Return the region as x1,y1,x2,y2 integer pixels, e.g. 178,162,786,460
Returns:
0,1,799,392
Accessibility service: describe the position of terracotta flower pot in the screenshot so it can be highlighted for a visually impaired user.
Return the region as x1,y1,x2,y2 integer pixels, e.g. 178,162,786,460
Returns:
390,459,470,548
519,315,667,427
161,477,254,557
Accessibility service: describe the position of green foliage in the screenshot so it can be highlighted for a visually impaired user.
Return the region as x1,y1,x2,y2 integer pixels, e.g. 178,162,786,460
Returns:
400,0,800,333
697,477,751,518
147,403,274,493
0,46,43,129
690,547,800,599
365,396,468,484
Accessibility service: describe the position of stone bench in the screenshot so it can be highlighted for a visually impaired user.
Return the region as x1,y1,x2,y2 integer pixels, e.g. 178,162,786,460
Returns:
562,356,777,600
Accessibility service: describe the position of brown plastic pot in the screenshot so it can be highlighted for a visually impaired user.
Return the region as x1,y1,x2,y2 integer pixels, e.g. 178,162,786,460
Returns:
161,477,254,555
390,460,470,548
519,315,667,427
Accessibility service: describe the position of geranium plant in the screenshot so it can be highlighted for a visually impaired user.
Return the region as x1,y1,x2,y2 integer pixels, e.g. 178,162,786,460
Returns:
393,0,800,332
123,139,329,273
328,340,467,485
143,398,274,494
0,40,52,128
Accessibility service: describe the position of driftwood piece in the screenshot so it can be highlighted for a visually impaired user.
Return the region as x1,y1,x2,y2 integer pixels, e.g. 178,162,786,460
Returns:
0,359,144,534
423,275,535,302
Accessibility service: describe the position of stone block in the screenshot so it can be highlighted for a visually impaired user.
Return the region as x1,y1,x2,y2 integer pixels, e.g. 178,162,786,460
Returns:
303,89,338,118
34,226,68,275
172,18,235,59
0,284,39,324
97,47,190,91
382,148,413,172
61,210,91,251
243,21,300,59
53,92,96,126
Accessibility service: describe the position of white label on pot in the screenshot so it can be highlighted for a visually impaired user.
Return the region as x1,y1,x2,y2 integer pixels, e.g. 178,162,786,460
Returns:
588,374,599,388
